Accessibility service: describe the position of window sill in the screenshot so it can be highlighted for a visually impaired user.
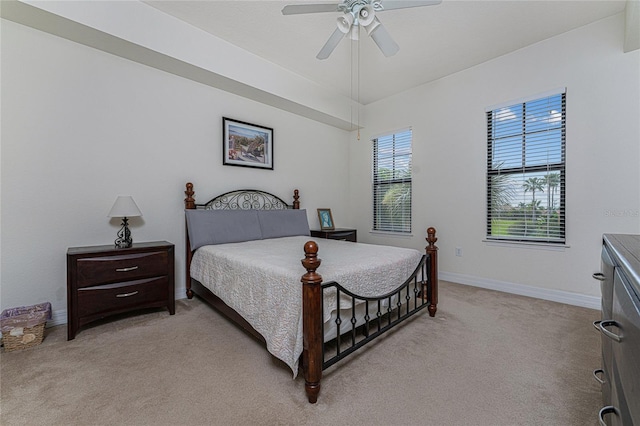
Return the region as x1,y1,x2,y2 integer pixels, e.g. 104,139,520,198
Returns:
370,230,414,238
483,239,570,251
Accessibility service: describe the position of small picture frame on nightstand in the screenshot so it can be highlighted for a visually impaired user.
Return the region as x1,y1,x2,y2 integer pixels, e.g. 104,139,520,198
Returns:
317,208,334,231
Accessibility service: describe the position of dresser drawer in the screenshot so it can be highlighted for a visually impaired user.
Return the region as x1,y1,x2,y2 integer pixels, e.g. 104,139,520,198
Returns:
76,251,168,288
77,277,169,318
611,268,640,424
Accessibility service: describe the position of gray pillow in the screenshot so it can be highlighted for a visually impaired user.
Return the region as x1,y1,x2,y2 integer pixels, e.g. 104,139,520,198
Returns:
185,209,262,251
257,209,310,239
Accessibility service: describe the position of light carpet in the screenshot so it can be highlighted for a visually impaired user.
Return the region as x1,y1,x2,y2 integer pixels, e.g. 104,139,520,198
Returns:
0,281,601,425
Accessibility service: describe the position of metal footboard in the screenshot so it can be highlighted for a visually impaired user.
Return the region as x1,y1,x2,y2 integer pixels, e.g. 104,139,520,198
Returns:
321,254,430,370
301,228,438,403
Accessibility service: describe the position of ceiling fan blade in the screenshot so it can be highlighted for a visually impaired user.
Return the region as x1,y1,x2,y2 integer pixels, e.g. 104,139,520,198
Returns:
367,21,399,57
282,3,340,15
316,27,345,60
378,0,442,11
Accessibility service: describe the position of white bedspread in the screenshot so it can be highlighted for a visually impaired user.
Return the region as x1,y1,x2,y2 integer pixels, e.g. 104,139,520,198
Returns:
190,236,423,376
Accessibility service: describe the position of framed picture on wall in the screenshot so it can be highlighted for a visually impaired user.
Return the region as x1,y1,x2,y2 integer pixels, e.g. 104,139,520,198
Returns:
223,117,274,170
317,208,335,231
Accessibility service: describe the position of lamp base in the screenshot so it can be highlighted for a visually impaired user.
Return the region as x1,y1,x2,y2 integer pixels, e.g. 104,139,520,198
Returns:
115,240,132,249
114,217,133,249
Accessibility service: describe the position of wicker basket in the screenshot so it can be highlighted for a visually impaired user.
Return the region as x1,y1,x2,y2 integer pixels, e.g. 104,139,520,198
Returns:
1,302,51,352
1,323,46,352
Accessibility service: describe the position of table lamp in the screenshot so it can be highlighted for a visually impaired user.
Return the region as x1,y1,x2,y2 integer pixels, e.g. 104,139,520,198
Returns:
107,196,142,248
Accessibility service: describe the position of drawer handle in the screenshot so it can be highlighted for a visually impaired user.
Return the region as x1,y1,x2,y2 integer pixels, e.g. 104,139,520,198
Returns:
116,291,139,298
598,320,622,342
598,406,618,426
592,272,606,281
592,320,602,331
592,369,605,385
115,266,139,272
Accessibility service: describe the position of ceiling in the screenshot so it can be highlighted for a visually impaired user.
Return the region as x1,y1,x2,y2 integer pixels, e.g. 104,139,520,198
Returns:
143,0,627,105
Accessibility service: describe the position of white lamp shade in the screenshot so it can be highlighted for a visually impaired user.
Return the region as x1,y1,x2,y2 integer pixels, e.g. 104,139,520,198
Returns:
108,196,143,218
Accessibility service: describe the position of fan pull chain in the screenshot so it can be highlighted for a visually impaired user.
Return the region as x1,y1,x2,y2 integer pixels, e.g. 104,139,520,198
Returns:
357,28,360,140
350,30,354,134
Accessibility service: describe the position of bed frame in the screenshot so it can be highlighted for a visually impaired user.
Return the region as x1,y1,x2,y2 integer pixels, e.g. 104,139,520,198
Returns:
183,182,438,403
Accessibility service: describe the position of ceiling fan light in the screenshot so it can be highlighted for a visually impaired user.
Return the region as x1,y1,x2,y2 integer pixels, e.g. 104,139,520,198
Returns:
358,5,375,27
337,12,354,34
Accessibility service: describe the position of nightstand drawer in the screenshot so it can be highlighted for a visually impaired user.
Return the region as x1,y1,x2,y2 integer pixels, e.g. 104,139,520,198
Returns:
327,231,356,241
76,251,168,288
77,277,169,318
310,228,357,242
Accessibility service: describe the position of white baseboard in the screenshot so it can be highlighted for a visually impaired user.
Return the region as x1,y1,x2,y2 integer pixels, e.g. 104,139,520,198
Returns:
48,285,189,328
175,284,187,301
49,309,67,328
440,271,600,310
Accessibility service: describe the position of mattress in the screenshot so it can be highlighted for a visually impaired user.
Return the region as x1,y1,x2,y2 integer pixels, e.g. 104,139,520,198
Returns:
190,235,423,376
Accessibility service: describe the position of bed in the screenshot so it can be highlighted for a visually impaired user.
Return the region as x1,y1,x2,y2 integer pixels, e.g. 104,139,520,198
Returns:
183,182,438,403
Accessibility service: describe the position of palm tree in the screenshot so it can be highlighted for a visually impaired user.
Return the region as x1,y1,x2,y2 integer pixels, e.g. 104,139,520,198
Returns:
544,172,561,235
489,163,517,236
544,172,560,211
382,183,411,231
376,164,411,232
523,177,545,223
490,173,516,217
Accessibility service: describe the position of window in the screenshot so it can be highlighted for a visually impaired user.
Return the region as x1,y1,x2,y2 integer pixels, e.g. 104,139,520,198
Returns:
373,129,412,233
486,90,566,244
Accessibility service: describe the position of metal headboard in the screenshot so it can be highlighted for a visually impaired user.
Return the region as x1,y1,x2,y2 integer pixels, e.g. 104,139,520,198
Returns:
197,189,292,210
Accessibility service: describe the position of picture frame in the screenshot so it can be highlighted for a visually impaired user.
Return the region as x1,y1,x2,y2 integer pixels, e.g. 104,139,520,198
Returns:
223,117,273,170
317,208,335,231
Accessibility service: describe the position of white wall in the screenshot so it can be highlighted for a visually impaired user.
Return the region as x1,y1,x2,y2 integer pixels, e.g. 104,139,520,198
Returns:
0,19,350,318
349,13,640,306
3,10,639,323
1,0,356,129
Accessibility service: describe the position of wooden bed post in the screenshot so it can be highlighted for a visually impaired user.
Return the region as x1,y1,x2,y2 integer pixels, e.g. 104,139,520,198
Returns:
293,189,300,209
301,241,323,404
426,227,438,317
184,182,196,299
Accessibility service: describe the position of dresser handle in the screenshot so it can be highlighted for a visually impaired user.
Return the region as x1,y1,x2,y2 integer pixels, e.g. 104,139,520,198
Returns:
115,266,139,272
116,291,139,298
592,272,606,281
598,406,618,426
599,320,622,342
592,369,605,385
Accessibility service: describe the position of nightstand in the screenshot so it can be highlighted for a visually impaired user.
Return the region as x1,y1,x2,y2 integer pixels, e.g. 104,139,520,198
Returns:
66,241,175,340
310,228,357,242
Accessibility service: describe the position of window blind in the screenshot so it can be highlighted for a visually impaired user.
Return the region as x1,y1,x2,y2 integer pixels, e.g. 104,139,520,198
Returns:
486,92,566,243
373,129,412,233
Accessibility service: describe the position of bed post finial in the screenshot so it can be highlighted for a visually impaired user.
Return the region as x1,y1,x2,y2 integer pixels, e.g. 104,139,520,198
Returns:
293,189,300,209
426,227,437,249
425,227,438,317
301,240,322,403
185,182,195,209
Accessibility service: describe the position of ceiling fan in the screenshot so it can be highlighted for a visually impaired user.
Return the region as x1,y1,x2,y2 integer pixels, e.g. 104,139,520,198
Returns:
282,0,442,60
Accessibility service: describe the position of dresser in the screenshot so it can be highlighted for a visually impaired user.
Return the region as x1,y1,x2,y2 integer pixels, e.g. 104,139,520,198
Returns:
67,241,175,340
594,234,640,425
310,228,357,242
